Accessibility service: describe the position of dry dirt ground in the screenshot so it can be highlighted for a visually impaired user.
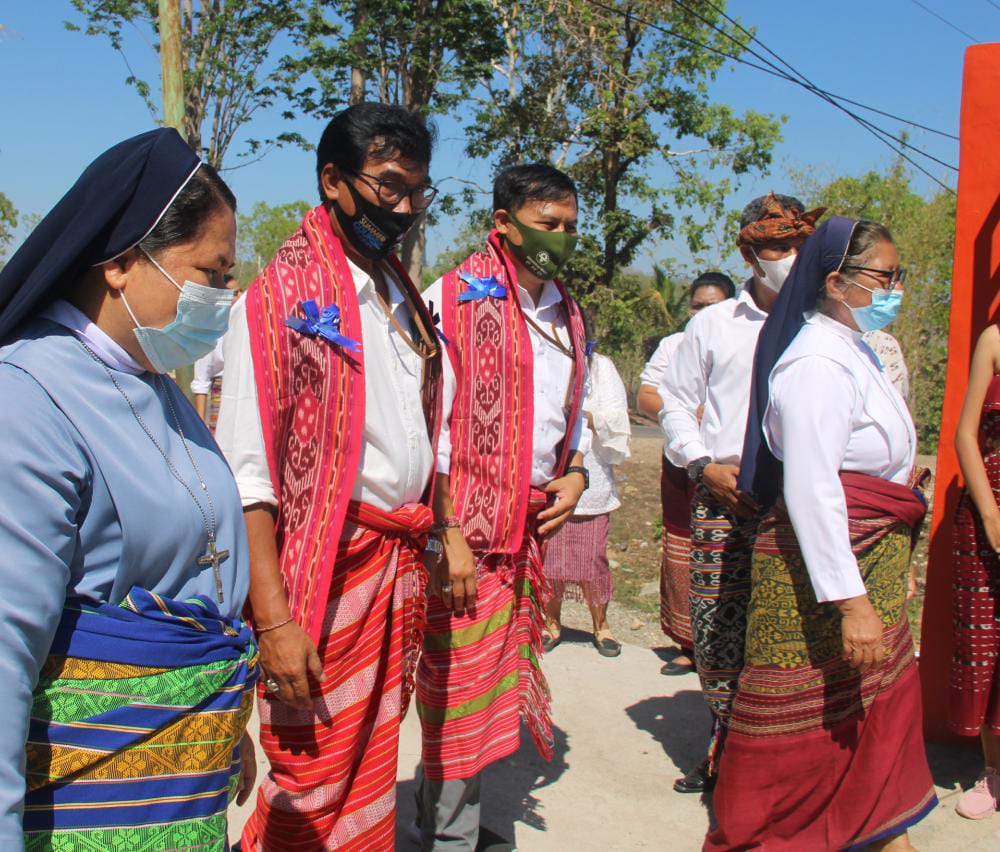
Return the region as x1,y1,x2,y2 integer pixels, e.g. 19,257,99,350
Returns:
555,418,936,651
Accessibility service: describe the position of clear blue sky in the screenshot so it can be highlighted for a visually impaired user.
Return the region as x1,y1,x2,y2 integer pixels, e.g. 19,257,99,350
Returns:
1,2,996,272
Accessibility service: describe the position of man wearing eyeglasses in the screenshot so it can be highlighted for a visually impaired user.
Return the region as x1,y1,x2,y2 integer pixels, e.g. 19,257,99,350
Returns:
657,192,825,795
215,103,445,850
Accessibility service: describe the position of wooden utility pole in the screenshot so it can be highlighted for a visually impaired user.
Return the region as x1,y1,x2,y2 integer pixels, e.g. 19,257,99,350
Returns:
158,0,185,133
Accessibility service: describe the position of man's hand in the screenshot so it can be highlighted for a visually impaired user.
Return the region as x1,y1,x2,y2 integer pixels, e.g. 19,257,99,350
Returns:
258,620,325,710
235,731,257,806
433,529,478,614
702,463,757,518
837,595,885,674
538,472,586,537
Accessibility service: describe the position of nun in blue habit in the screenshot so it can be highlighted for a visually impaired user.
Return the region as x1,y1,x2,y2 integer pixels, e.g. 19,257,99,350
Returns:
0,129,256,850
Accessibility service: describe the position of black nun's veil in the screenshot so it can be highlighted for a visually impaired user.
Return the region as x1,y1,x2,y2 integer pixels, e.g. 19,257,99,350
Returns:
0,128,201,340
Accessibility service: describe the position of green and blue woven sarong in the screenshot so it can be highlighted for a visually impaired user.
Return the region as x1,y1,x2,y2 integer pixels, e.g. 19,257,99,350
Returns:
23,587,257,851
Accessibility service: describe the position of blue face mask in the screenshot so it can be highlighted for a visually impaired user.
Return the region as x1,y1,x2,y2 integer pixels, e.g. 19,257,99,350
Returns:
121,250,234,373
845,279,903,333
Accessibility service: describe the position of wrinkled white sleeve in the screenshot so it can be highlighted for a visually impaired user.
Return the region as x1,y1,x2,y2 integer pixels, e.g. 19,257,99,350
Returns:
421,278,456,476
658,321,710,467
214,299,277,508
766,356,868,603
590,357,631,466
639,334,679,388
190,345,219,394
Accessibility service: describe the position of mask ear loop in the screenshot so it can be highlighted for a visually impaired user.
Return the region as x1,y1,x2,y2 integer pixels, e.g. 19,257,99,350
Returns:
139,247,184,293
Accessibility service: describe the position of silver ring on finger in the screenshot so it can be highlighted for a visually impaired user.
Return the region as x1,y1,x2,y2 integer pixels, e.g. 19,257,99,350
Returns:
441,582,453,593
264,677,281,693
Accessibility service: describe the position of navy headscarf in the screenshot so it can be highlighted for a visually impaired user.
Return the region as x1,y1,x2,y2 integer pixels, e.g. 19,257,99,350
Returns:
737,215,859,508
0,128,201,340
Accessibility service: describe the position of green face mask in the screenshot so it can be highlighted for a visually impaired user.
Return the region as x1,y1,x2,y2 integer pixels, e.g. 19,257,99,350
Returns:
505,211,578,280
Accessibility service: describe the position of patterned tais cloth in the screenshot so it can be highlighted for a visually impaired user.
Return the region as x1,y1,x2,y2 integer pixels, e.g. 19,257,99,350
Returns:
659,458,694,648
735,192,825,248
24,588,257,852
688,488,756,727
243,500,431,852
417,492,552,782
706,473,935,850
951,373,1000,735
543,513,614,606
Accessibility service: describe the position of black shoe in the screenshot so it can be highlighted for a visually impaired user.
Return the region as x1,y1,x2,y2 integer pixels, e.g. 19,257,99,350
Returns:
660,659,695,676
673,760,715,794
476,825,517,851
593,635,622,657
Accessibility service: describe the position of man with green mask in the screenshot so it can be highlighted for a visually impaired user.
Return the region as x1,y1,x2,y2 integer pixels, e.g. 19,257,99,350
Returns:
417,164,590,850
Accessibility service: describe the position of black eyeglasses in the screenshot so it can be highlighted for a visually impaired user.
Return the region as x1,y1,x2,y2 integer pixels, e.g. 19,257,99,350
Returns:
349,170,439,212
841,264,907,291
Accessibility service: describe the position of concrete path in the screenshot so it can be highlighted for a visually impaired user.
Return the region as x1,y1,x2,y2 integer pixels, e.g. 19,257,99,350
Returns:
232,630,1000,850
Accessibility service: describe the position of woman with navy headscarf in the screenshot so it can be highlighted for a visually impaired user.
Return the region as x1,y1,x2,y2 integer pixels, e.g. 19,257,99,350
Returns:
0,129,256,850
705,217,935,851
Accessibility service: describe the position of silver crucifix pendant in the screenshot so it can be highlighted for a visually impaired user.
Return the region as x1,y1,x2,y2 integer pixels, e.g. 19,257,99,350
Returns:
197,538,230,603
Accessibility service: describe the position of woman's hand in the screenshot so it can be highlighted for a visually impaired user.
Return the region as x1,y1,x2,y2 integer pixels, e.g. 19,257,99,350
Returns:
433,529,478,614
982,510,1000,553
235,731,257,806
258,620,324,710
837,595,885,673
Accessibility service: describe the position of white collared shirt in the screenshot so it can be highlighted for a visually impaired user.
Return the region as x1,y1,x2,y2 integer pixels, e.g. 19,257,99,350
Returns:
658,282,766,467
765,311,917,603
191,338,225,394
423,276,591,486
639,331,684,391
215,257,434,512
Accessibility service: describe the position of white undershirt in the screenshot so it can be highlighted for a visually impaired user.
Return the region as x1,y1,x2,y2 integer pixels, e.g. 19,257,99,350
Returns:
658,282,765,467
764,311,916,603
215,258,436,512
423,276,591,486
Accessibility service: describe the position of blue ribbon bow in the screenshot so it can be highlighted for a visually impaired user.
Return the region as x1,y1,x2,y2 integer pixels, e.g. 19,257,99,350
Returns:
585,339,597,357
285,300,361,352
457,272,507,302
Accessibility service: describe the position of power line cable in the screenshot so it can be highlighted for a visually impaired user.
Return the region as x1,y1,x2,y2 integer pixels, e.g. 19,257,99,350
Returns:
590,0,957,193
908,0,981,42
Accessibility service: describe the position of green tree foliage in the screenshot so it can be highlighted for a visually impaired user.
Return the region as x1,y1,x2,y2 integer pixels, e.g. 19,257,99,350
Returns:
238,200,312,273
797,157,956,452
468,0,781,294
66,1,307,167
0,192,17,263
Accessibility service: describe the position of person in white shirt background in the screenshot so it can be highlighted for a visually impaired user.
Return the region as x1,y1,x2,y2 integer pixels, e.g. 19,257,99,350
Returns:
657,192,825,794
190,272,241,430
708,216,934,851
543,313,632,658
637,272,735,677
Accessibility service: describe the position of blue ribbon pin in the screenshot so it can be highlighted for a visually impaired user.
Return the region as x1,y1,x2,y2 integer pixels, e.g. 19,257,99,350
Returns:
457,271,507,302
285,300,361,352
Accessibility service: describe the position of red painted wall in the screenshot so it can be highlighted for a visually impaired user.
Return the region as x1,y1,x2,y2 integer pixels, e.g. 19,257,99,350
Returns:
920,44,1000,740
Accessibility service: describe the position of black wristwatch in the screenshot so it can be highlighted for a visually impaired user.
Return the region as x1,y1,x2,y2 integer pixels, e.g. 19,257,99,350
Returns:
565,465,590,490
687,456,712,483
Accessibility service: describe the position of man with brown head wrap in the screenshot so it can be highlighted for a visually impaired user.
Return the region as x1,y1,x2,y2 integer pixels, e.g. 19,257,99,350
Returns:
657,192,824,793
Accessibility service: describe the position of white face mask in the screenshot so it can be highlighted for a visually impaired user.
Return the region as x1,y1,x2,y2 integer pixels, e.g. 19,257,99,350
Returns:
753,251,797,293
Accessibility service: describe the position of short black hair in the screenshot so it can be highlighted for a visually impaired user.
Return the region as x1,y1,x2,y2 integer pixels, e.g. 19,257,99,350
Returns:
691,271,736,300
140,164,236,258
492,163,577,214
315,103,434,201
739,193,805,230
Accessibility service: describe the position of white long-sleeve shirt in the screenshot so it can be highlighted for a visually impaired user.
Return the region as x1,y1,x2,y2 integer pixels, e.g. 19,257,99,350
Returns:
639,332,684,390
576,353,630,516
658,282,766,468
190,338,224,394
423,276,591,486
765,311,916,603
215,257,436,512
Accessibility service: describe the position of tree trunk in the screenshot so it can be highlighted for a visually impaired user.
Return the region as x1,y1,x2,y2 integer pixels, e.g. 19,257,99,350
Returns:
158,0,185,136
350,3,367,104
401,217,427,288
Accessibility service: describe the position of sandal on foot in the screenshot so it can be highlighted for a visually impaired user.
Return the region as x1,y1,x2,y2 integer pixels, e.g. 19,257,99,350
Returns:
660,659,695,676
542,624,561,653
593,632,621,657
